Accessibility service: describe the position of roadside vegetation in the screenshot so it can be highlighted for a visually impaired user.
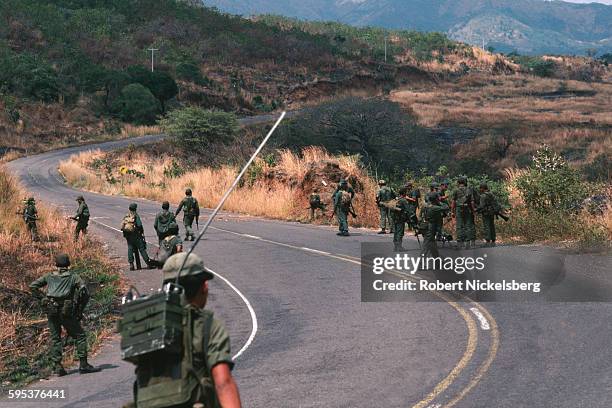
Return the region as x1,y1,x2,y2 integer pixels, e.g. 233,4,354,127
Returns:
0,168,122,385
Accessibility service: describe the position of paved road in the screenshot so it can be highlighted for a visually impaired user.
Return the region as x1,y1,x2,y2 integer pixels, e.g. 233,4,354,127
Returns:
4,133,611,407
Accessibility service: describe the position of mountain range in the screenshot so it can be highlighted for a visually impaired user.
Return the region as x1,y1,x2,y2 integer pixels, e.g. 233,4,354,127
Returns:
204,0,612,55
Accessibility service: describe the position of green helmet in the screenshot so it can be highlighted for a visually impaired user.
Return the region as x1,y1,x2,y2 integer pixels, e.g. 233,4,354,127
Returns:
185,188,192,196
162,253,214,283
339,179,347,185
27,197,35,203
55,253,70,268
430,182,439,189
129,203,137,211
458,176,468,185
480,182,489,190
76,195,84,202
162,201,170,210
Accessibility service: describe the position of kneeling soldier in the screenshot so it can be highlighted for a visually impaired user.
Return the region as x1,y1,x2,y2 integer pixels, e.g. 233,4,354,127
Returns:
29,254,100,376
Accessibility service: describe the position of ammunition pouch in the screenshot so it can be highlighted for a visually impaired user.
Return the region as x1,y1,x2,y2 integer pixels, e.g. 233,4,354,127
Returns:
46,298,74,318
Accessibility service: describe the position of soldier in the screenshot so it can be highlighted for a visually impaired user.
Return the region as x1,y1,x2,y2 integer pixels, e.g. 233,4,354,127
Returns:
429,181,439,194
436,180,450,242
391,187,412,252
132,253,242,407
21,197,39,241
154,201,178,244
29,254,100,376
376,180,396,234
404,182,420,229
308,189,326,221
121,203,154,270
71,195,90,242
451,176,477,249
157,224,183,266
477,183,498,247
421,193,449,258
332,179,354,236
175,189,200,241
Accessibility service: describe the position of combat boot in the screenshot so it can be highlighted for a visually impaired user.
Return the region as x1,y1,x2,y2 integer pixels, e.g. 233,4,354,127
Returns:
129,263,135,271
455,241,464,250
394,244,407,252
54,365,67,377
79,359,101,374
490,241,496,247
470,240,476,249
378,229,386,234
465,241,471,250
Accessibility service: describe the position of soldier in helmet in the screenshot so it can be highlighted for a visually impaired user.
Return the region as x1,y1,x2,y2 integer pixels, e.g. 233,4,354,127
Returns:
391,187,412,251
421,192,449,258
175,189,200,241
477,183,498,247
376,180,396,234
70,195,90,242
332,179,354,236
451,176,477,249
157,224,183,266
121,203,154,270
29,254,100,376
308,188,326,221
154,201,178,244
129,253,242,407
22,197,39,241
403,182,420,229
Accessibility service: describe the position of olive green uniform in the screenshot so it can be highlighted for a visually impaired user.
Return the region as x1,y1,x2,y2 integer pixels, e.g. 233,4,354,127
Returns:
452,186,477,243
123,211,151,265
29,268,89,367
176,197,200,241
376,186,396,232
332,189,350,235
478,191,498,243
153,209,177,244
309,193,326,220
73,201,90,241
392,197,411,250
406,189,420,228
184,307,234,408
436,190,449,241
23,202,39,241
421,202,449,258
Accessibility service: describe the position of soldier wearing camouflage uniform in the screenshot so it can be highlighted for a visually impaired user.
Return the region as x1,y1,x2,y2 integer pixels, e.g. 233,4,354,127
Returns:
154,201,177,244
22,197,39,241
437,180,450,241
451,176,477,249
29,254,100,376
175,189,200,241
376,180,396,234
391,187,412,252
71,196,90,242
309,189,326,221
121,203,154,270
477,183,498,247
332,179,353,236
133,253,242,407
422,193,449,258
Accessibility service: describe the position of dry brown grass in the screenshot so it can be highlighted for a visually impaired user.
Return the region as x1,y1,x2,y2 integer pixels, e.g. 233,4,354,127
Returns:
0,167,121,379
60,146,381,228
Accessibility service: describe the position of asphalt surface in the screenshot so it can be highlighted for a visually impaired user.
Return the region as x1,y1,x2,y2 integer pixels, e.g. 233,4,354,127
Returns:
3,132,611,408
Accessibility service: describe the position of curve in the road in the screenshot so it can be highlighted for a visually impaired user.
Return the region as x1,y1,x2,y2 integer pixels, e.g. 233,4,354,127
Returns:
5,133,501,408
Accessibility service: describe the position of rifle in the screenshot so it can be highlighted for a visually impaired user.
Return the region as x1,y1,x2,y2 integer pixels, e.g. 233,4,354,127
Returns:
195,215,199,231
348,203,357,218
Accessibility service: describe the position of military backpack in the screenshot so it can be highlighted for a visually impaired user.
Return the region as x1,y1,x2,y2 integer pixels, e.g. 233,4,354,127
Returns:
121,212,137,233
119,284,213,408
339,191,352,207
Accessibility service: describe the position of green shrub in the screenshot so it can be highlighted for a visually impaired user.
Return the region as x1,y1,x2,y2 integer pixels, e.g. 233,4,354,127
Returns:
515,145,587,213
160,107,239,152
176,62,211,87
112,83,160,124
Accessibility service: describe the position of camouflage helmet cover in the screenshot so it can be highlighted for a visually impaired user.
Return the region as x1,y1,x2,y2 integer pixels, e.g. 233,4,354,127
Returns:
55,253,71,268
129,203,137,211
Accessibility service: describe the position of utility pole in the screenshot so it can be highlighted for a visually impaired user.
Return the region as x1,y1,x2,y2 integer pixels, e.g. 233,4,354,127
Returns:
384,36,388,63
148,48,159,72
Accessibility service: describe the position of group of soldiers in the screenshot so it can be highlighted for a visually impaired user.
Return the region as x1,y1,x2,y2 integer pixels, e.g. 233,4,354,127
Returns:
22,188,241,407
310,176,504,254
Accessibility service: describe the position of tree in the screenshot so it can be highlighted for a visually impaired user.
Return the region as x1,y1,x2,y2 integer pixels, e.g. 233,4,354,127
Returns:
149,71,178,112
275,97,444,176
112,83,160,124
160,107,239,152
176,62,207,85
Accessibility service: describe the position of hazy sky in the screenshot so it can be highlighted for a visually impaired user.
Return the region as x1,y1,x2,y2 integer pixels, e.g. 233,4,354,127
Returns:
564,0,612,4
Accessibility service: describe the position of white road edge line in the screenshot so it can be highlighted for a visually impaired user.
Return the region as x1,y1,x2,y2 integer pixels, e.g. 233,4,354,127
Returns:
92,219,259,361
469,307,491,331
